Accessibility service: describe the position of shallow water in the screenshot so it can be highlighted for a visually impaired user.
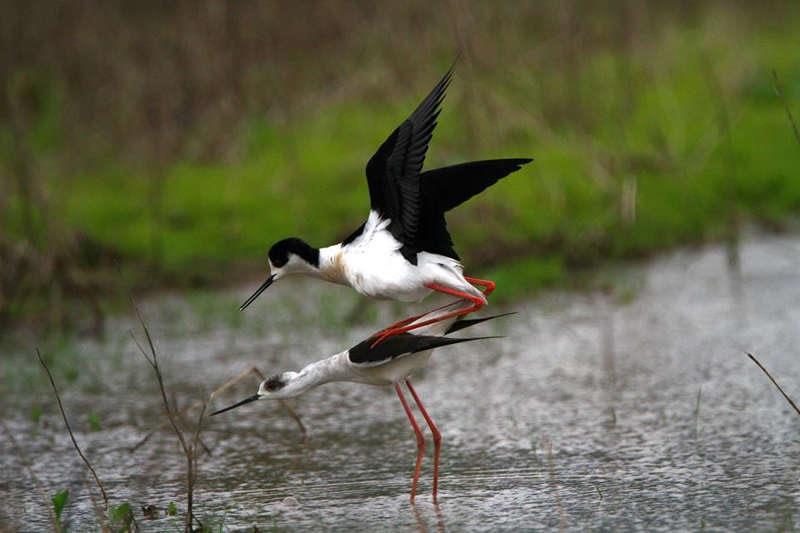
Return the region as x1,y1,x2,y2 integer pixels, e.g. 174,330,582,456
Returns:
2,235,800,531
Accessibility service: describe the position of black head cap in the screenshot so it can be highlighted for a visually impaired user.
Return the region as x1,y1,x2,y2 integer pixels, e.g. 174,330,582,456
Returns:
268,238,320,268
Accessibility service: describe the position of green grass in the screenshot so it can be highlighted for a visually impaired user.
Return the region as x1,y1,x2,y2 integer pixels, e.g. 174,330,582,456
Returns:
484,255,566,303
3,13,800,315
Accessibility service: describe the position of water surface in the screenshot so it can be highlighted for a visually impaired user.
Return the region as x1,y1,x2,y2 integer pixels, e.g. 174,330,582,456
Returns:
2,236,799,530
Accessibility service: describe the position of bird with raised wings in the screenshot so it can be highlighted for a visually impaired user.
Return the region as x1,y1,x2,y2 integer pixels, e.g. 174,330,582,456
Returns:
240,66,531,344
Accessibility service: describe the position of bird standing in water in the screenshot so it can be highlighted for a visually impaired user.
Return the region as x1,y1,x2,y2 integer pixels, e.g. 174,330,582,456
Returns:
213,300,513,502
239,65,531,344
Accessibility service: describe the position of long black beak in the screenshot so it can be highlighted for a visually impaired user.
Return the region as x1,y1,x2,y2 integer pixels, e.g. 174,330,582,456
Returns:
210,394,260,416
240,274,275,311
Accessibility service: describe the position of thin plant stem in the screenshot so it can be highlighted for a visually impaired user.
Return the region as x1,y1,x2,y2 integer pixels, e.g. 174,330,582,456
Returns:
747,352,800,416
131,304,196,532
36,348,109,508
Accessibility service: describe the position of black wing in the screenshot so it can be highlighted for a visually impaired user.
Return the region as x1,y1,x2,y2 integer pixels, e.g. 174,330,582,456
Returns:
421,159,532,212
365,67,454,262
415,158,533,259
348,333,496,367
444,312,517,334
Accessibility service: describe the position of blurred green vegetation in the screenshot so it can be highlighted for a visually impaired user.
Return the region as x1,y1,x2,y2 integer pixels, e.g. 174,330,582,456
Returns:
1,2,800,326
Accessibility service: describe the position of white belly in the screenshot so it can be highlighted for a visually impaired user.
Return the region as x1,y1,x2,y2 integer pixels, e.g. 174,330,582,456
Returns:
345,250,432,301
353,351,433,385
339,221,428,301
337,212,477,302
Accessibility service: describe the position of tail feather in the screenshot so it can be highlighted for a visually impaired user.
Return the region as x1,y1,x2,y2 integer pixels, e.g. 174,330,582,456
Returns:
445,312,517,335
421,158,533,212
409,334,502,354
349,333,502,366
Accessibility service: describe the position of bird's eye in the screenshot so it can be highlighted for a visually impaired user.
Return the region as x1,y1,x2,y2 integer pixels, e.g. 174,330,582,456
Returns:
268,250,288,268
264,374,285,391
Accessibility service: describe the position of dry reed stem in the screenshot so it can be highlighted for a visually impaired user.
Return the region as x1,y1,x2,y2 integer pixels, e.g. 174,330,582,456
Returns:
36,348,109,508
131,305,201,532
746,352,800,417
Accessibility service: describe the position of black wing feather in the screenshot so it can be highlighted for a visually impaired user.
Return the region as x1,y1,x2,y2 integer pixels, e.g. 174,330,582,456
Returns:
445,312,518,335
421,159,533,212
361,66,532,264
348,333,496,366
364,67,454,251
414,158,532,259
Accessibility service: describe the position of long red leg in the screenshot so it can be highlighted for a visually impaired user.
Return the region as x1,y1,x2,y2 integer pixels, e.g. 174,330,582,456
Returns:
374,276,496,340
405,379,441,503
396,383,425,502
375,311,433,336
374,299,464,336
371,284,485,347
465,276,496,297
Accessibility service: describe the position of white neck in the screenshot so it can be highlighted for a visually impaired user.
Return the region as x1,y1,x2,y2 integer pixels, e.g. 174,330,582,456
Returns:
280,352,351,398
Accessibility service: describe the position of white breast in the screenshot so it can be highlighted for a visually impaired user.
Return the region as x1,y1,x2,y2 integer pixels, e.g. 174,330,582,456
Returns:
340,212,431,302
333,211,483,304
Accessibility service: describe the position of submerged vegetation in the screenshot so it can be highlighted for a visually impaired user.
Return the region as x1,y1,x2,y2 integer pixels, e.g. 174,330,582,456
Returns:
1,2,800,326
